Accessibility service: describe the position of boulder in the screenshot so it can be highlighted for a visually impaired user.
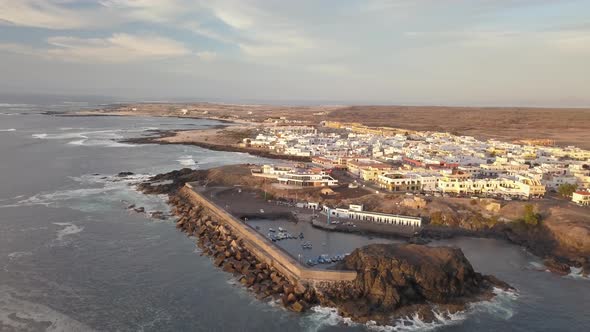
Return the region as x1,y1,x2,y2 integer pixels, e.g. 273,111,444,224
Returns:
213,256,225,267
326,243,511,325
290,301,305,313
543,257,571,275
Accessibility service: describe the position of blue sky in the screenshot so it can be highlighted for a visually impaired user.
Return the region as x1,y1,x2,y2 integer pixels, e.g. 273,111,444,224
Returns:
0,0,589,106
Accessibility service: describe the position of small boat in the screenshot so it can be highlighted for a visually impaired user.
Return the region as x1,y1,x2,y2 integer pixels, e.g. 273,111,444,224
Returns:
306,259,318,266
278,227,285,232
268,228,275,232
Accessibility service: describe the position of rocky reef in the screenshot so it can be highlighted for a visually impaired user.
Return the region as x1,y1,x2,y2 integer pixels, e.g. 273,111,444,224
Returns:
318,243,511,325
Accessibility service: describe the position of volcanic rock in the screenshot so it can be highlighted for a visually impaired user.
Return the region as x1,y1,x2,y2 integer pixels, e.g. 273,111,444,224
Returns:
322,243,511,324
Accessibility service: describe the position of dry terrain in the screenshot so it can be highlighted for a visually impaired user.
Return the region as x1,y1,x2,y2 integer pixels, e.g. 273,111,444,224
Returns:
77,103,590,149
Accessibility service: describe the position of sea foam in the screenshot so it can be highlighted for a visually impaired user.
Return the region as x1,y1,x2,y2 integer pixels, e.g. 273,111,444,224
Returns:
304,287,518,332
53,222,84,242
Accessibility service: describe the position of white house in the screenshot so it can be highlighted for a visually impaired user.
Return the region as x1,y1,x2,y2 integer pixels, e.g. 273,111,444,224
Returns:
322,204,422,227
572,191,590,206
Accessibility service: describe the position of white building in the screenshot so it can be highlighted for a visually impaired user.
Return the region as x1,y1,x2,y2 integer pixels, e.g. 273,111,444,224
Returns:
572,191,590,206
322,204,422,227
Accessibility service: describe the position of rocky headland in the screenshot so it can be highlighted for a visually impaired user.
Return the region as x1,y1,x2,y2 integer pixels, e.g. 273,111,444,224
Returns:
135,167,513,325
319,244,511,325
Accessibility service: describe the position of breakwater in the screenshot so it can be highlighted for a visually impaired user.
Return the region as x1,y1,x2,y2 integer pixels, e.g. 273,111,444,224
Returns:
170,183,356,312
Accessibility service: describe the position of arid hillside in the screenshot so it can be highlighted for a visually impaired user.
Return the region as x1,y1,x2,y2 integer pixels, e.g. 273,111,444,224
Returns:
78,103,590,149
328,106,590,149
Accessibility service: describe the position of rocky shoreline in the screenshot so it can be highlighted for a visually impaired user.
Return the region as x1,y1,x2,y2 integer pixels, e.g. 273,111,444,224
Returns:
321,244,512,324
167,191,318,312
136,168,514,325
123,130,312,162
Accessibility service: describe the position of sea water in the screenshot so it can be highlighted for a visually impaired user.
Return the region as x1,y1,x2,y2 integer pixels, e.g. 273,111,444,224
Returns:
0,104,588,331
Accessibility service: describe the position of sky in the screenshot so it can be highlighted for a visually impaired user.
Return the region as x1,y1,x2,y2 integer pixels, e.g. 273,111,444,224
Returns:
0,0,589,106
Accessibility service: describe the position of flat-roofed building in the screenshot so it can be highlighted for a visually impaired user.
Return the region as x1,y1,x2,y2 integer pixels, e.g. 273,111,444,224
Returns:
347,159,393,181
277,172,338,187
377,173,421,192
322,204,421,227
572,191,590,206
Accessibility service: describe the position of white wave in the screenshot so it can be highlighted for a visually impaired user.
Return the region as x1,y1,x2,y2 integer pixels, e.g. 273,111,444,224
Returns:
566,266,589,280
7,251,32,261
53,222,84,242
305,288,518,332
527,261,548,272
67,139,137,148
32,129,145,148
0,128,16,132
468,287,518,320
0,187,119,209
177,155,198,167
304,307,355,332
70,173,153,185
0,103,33,107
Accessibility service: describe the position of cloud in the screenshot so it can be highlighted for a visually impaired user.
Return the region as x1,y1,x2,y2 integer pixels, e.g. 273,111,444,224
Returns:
46,33,191,62
99,0,194,23
0,0,84,29
0,0,116,29
196,51,217,61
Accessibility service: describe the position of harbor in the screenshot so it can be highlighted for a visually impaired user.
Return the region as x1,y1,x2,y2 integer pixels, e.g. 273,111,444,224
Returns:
200,185,404,269
245,217,400,269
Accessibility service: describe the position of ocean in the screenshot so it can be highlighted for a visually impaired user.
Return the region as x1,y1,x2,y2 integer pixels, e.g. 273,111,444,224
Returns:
0,103,588,331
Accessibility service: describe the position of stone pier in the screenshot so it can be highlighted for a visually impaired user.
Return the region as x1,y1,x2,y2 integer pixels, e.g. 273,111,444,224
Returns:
183,182,357,286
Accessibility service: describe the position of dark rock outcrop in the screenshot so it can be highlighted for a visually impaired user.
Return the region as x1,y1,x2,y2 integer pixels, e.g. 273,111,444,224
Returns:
117,171,134,177
137,168,205,195
319,243,511,324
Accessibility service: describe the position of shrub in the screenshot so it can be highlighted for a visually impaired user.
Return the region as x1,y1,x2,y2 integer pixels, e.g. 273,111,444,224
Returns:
523,204,540,226
557,183,577,198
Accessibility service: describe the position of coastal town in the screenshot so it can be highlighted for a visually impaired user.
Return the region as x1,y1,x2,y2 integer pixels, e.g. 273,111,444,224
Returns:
238,121,590,205
68,102,590,326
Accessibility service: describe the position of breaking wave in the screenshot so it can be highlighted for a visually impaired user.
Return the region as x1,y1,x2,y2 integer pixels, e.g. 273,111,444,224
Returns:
0,128,16,132
0,171,170,215
7,251,32,261
67,139,136,148
303,307,355,332
303,288,518,332
566,266,589,281
177,155,198,167
53,222,84,242
0,187,119,209
31,128,157,148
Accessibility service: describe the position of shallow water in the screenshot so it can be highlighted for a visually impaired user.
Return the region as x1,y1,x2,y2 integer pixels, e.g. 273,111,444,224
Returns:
0,106,588,331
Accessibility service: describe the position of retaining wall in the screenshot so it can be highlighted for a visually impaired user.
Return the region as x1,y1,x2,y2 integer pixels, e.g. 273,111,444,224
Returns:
182,183,357,284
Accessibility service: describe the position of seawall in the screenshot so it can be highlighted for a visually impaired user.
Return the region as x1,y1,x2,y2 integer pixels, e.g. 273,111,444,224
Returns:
182,183,357,285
